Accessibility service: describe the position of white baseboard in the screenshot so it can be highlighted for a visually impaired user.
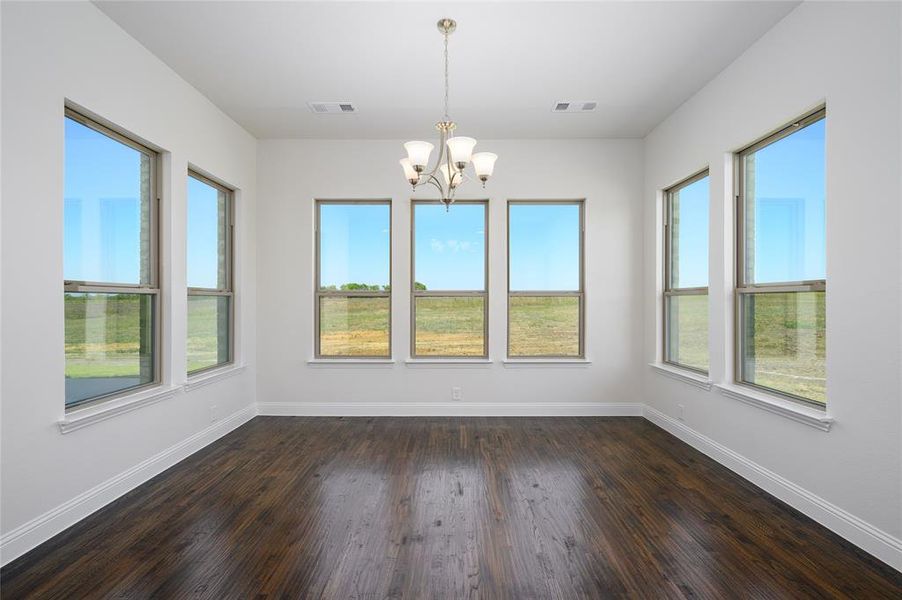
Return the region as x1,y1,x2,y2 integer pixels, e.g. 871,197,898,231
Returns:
643,405,902,572
257,401,643,417
0,404,257,567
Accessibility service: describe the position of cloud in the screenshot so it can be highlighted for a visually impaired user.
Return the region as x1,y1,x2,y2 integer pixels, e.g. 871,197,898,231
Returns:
430,238,477,254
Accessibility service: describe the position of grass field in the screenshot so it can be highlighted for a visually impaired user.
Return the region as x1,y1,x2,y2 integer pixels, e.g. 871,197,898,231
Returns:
68,289,826,404
65,293,229,380
414,297,485,356
666,295,709,371
741,291,825,403
668,291,825,403
319,296,391,356
508,296,580,356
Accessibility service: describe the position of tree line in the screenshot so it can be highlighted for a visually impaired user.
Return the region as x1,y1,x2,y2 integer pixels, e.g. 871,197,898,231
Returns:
321,282,428,291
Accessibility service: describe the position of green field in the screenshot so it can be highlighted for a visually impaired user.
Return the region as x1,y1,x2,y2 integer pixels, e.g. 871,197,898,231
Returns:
318,295,580,357
414,297,485,356
508,296,580,356
319,296,391,356
741,291,826,403
68,289,826,404
65,293,228,379
669,291,825,403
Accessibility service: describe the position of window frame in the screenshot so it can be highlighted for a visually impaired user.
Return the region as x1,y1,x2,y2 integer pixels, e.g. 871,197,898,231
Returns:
663,168,710,375
314,199,393,359
506,199,586,359
186,169,235,376
63,107,161,409
410,199,489,359
734,107,827,407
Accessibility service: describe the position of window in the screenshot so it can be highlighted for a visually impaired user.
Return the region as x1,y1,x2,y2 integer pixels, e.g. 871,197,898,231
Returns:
736,108,826,406
412,200,488,357
64,108,159,408
664,170,709,372
315,200,391,358
507,200,584,357
187,172,234,374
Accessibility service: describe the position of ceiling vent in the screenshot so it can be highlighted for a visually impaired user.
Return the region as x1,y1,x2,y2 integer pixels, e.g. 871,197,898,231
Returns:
307,102,358,114
552,101,597,113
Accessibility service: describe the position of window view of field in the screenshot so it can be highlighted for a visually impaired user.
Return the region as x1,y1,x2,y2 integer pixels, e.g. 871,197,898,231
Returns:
509,296,580,356
415,296,485,356
187,295,231,373
741,291,825,404
319,296,390,356
665,294,708,372
64,292,154,406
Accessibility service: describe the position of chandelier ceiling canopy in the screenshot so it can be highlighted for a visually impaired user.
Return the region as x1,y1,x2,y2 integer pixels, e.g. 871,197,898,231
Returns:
399,18,497,211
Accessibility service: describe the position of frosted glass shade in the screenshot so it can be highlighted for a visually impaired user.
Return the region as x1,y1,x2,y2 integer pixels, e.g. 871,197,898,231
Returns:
440,163,461,188
446,136,477,167
471,152,498,178
404,141,434,170
399,158,419,181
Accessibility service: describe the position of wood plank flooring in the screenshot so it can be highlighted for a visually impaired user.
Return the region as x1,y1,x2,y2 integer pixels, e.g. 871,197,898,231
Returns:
2,417,900,598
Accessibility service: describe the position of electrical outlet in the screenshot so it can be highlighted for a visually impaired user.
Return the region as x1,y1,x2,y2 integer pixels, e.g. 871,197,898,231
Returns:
210,404,219,422
677,404,685,421
451,387,462,401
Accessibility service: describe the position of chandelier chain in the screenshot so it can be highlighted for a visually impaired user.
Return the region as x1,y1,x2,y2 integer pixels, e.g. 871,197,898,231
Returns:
443,31,450,121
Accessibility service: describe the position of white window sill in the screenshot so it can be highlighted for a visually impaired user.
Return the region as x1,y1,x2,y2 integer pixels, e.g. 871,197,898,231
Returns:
715,383,834,432
649,362,713,391
59,385,180,434
405,358,493,368
184,364,246,392
306,358,395,367
502,358,591,368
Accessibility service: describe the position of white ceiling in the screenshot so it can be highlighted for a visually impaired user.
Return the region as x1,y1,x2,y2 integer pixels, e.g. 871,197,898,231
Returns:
95,1,799,139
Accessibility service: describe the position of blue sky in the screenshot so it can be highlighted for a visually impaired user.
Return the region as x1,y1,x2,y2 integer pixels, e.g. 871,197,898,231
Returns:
671,176,708,288
749,118,825,283
187,177,224,289
66,114,824,293
64,117,146,284
319,204,390,288
509,204,580,291
66,117,225,289
415,203,484,290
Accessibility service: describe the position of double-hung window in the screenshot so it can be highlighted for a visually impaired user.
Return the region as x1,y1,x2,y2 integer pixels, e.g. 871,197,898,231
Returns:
64,108,159,408
507,200,584,358
187,172,234,374
411,200,488,358
736,108,826,406
315,200,392,358
664,170,709,372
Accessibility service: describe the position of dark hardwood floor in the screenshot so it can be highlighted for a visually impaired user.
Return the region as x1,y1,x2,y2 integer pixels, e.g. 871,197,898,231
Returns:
2,417,900,599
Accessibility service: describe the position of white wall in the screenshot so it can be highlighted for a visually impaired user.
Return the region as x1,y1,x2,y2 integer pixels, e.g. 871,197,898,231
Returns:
0,1,257,563
642,0,901,565
256,139,644,414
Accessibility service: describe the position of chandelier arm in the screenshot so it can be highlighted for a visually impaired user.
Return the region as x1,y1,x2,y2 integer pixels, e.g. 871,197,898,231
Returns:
419,128,449,182
426,175,446,198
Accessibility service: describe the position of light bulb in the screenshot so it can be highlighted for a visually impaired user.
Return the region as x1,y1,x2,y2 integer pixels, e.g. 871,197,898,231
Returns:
439,163,462,188
446,136,477,170
403,141,434,172
399,158,419,184
471,152,497,183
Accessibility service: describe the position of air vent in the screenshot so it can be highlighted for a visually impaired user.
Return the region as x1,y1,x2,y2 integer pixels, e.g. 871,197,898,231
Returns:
552,100,597,113
307,102,358,114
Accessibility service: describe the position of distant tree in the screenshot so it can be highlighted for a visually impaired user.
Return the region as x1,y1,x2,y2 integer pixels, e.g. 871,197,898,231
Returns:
414,282,427,291
322,285,338,291
340,283,382,291
382,285,391,291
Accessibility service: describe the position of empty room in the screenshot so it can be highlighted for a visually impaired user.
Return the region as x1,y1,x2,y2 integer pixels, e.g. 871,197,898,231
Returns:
1,0,901,597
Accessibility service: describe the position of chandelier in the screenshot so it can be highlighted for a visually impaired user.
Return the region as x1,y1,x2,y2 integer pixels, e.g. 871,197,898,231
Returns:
399,18,498,210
